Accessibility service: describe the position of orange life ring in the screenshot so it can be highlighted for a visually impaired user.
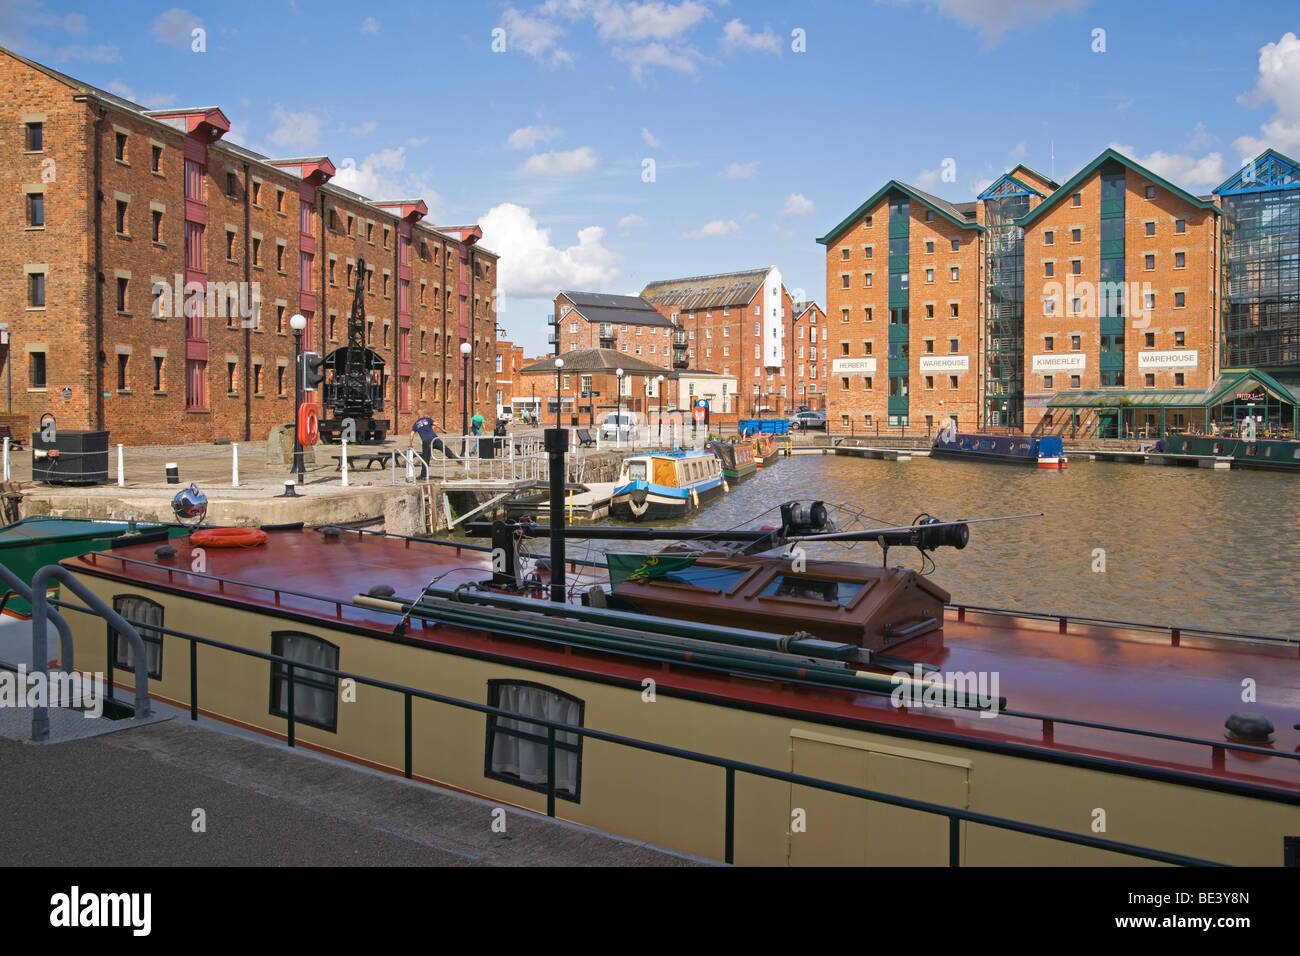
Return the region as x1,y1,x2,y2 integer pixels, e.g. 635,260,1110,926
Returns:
190,527,269,548
297,402,320,446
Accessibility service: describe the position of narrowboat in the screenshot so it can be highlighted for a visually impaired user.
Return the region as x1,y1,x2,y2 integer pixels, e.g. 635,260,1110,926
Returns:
1160,433,1300,472
33,502,1300,867
931,432,1067,468
610,449,726,521
707,440,757,480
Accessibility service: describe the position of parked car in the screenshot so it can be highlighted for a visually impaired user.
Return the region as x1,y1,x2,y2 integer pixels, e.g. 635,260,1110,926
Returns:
789,410,827,431
598,411,642,441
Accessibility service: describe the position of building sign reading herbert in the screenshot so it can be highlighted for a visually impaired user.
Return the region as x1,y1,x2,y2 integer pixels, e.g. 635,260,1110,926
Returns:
918,355,969,373
831,357,877,375
1137,349,1198,370
1032,353,1086,372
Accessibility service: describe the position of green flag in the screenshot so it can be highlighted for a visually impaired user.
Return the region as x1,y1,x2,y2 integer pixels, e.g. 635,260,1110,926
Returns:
606,552,698,590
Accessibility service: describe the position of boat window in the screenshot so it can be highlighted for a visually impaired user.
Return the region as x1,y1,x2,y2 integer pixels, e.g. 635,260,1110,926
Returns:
628,461,647,481
111,594,164,680
659,566,749,592
759,575,864,607
269,631,340,732
485,680,584,802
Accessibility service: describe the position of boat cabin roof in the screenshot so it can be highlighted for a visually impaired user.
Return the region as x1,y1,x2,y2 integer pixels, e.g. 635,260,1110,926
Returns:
66,528,1300,798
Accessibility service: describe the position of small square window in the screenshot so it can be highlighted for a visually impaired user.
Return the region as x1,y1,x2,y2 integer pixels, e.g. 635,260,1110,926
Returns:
1174,291,1185,308
1144,332,1155,347
926,240,934,253
950,267,959,281
926,210,934,221
1044,231,1054,245
1044,261,1054,277
1071,335,1081,350
1144,254,1155,270
1144,373,1155,387
1174,330,1185,347
28,271,46,307
842,248,850,259
25,122,43,151
950,303,959,317
949,338,958,353
26,192,44,227
951,239,959,251
1071,193,1081,206
1044,336,1054,351
1174,372,1185,387
925,304,934,318
1044,375,1054,389
1071,260,1081,275
841,275,849,289
1175,252,1185,268
926,268,934,283
1070,375,1080,388
1071,228,1081,243
948,375,959,389
1175,219,1186,233
1145,221,1155,236
1145,186,1156,199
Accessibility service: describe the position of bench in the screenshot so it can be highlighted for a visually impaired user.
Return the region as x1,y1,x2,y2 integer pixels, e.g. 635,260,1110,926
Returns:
332,452,391,471
576,429,597,448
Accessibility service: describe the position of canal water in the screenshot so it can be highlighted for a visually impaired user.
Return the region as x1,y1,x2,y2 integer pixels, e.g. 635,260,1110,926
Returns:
575,455,1299,638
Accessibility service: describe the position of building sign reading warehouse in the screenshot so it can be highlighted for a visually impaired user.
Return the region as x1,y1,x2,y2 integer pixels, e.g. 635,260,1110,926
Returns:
918,355,969,373
1137,350,1199,370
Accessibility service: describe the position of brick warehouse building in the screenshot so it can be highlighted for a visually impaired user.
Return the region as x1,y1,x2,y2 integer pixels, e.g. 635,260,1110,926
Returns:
819,146,1300,438
553,267,813,416
0,47,498,446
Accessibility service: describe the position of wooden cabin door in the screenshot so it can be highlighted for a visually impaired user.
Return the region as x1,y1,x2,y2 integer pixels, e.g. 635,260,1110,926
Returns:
788,730,971,866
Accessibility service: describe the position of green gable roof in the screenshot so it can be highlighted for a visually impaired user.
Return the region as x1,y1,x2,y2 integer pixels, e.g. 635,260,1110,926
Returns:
816,179,984,246
1018,148,1218,227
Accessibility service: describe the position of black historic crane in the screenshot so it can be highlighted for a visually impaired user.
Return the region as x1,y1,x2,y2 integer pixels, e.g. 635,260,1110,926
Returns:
318,255,389,444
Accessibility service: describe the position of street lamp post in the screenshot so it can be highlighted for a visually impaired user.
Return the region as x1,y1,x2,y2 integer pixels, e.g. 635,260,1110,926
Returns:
289,313,307,485
460,342,472,448
545,356,568,604
656,374,664,444
554,357,564,431
615,367,623,449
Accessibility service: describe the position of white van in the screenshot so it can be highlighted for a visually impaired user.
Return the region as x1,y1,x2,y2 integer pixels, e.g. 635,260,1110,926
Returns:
598,411,641,441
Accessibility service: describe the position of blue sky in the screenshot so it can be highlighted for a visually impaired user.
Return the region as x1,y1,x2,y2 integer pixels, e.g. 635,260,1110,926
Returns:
3,0,1298,355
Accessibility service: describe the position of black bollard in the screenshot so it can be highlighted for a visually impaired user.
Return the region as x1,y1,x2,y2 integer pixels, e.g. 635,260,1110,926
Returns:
545,427,568,602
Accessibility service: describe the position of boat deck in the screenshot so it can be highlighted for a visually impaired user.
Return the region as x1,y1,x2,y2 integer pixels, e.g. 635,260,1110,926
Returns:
68,528,1300,798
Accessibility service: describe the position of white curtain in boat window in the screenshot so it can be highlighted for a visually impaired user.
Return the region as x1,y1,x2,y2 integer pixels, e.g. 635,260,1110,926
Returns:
272,632,339,729
491,683,582,796
112,595,163,677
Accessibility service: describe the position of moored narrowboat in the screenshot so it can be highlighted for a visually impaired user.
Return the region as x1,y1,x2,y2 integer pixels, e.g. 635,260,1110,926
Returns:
931,432,1067,468
610,449,726,521
1161,433,1300,472
707,439,757,480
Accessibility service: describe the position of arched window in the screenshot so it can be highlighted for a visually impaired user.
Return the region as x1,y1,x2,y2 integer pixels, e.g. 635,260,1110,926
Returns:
484,681,584,801
111,594,164,679
269,631,340,732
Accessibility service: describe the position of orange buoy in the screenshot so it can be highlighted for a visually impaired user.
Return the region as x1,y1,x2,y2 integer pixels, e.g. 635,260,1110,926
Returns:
190,527,269,548
297,402,320,446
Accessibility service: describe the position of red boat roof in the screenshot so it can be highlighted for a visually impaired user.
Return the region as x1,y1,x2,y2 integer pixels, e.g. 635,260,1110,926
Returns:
68,528,1300,798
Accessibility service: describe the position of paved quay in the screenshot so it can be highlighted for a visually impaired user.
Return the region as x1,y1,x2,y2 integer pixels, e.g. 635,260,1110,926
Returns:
0,716,707,867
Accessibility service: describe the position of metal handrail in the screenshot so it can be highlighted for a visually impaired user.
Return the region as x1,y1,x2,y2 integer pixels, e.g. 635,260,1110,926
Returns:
73,546,1300,766
46,595,1227,866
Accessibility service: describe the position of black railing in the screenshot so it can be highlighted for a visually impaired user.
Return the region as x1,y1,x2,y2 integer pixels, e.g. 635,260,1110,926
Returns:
48,590,1236,866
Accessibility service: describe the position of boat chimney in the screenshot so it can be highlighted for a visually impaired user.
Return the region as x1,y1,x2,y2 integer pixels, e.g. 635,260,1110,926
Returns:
544,426,568,602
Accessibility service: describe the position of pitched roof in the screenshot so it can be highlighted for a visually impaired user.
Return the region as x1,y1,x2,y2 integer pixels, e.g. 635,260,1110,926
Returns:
1017,148,1218,227
640,268,770,310
817,180,985,245
520,349,666,375
1213,148,1300,196
559,290,658,311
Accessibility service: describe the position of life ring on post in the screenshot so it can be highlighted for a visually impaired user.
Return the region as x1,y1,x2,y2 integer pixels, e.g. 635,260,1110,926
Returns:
190,527,269,548
298,402,320,446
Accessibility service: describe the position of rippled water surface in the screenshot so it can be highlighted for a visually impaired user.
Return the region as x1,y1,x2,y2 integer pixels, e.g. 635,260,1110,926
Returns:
538,454,1300,638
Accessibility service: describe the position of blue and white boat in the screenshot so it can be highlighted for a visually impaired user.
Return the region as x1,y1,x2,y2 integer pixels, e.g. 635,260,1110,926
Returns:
931,432,1067,468
611,449,727,521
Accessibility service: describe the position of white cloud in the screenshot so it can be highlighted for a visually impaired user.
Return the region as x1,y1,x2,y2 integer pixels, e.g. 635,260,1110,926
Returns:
268,105,323,150
500,7,575,66
1009,141,1028,159
723,160,758,179
782,193,815,217
721,18,779,55
618,213,647,229
520,146,598,176
332,148,442,207
1186,122,1216,152
883,0,1088,47
346,120,379,136
641,127,661,148
1108,143,1228,189
613,41,703,81
1234,32,1300,158
479,203,621,299
684,219,740,239
152,8,203,47
54,44,119,62
361,16,379,35
507,125,562,150
914,167,944,189
145,92,177,109
591,0,711,42
408,136,429,146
